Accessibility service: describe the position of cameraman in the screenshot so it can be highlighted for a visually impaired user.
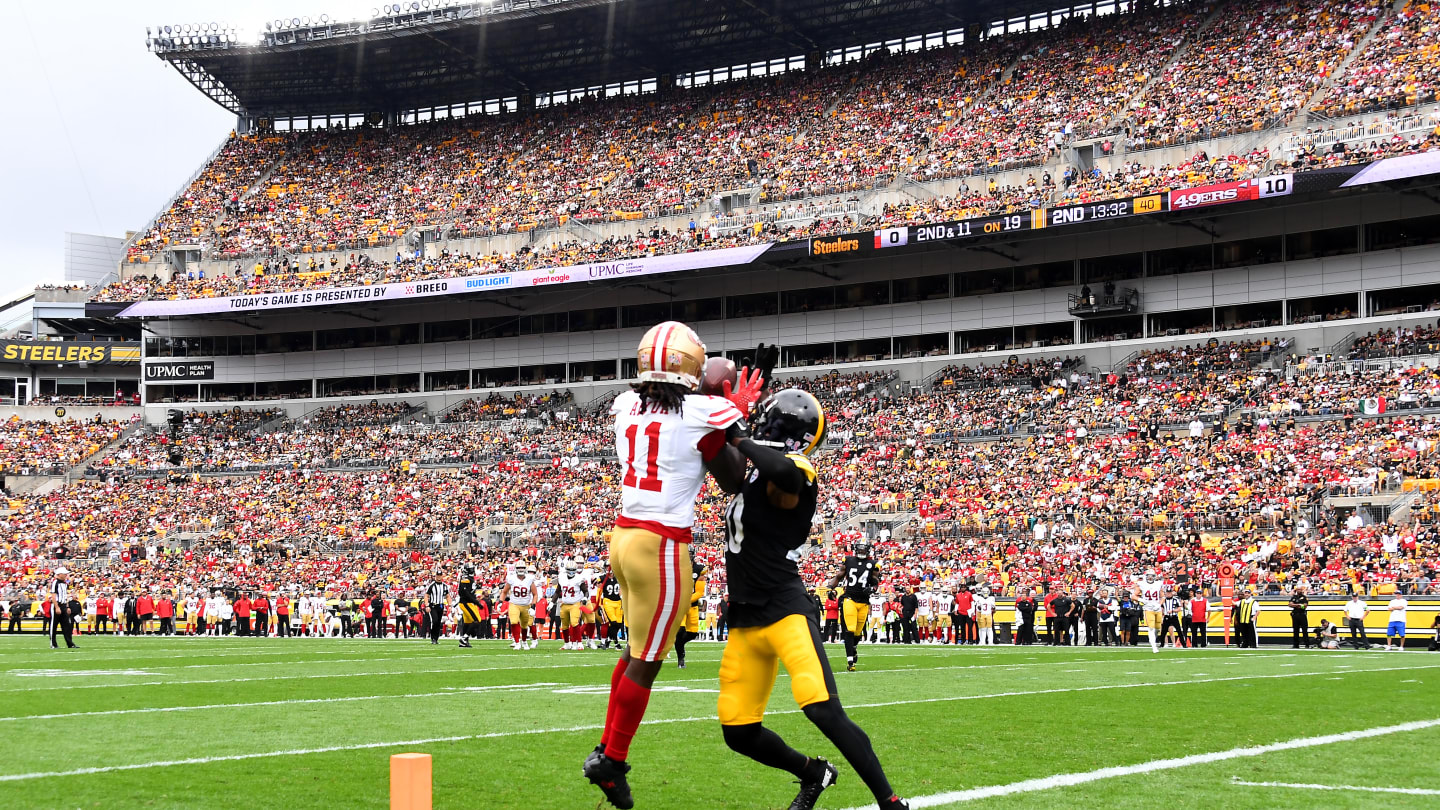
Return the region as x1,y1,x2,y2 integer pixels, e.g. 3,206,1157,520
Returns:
1315,619,1339,650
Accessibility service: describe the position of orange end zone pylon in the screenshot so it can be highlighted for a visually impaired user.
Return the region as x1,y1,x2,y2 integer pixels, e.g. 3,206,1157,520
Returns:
391,753,432,810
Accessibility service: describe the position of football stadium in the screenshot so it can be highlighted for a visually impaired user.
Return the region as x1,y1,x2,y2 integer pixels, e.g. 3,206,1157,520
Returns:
3,0,1440,807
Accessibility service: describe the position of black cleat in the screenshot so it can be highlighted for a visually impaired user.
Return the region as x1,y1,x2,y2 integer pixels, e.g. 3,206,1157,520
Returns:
583,753,633,809
457,639,471,648
846,659,856,672
676,656,686,669
583,743,605,771
879,797,911,810
788,758,838,810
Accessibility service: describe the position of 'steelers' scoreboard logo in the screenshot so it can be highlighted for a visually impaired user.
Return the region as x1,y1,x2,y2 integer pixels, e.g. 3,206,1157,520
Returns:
810,235,863,256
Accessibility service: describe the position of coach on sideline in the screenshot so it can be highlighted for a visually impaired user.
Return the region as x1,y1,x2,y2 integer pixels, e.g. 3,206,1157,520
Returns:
49,568,78,649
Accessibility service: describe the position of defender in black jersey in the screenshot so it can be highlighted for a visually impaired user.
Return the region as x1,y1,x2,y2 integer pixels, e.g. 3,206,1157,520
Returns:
598,569,624,650
827,544,880,671
718,389,909,810
457,567,482,648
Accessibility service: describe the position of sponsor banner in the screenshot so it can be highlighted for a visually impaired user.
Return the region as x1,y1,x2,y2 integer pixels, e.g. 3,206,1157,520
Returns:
108,243,773,318
0,340,141,365
143,360,216,382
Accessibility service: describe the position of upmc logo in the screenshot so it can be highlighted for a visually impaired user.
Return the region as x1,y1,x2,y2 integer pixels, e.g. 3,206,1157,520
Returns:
1170,182,1246,210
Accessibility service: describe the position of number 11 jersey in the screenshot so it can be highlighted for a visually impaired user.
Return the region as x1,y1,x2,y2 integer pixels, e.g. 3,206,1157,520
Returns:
611,390,743,537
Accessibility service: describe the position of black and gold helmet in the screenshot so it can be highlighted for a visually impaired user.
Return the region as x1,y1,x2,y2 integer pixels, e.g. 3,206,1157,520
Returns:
752,388,826,456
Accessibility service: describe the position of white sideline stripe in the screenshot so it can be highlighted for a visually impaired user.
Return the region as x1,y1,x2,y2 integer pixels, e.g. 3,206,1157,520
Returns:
4,655,1351,719
0,683,564,723
0,650,1287,692
839,718,1440,809
1,664,1434,779
0,661,626,693
1230,778,1440,796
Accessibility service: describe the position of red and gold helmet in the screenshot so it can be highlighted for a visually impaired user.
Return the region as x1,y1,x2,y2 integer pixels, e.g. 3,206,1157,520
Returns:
636,321,707,389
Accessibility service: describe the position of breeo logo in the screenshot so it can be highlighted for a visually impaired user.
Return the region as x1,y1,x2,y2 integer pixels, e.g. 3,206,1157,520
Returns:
811,236,860,256
531,273,571,286
411,282,449,294
1171,186,1240,209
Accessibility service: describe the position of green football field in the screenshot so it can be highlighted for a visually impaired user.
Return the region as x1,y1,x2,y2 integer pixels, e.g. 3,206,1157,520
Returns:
1,634,1436,810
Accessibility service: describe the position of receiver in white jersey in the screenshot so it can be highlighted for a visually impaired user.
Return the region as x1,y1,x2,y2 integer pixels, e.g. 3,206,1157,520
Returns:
611,390,743,532
558,571,589,605
507,573,537,606
1137,580,1165,612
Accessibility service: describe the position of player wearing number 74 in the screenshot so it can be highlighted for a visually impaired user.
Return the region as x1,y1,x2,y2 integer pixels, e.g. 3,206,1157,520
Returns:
582,320,765,809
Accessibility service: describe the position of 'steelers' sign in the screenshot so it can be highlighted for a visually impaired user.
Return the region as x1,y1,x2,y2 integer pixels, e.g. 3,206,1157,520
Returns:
143,360,216,382
0,340,141,365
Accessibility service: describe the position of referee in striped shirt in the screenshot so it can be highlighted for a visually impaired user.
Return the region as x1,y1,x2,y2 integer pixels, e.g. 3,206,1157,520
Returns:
425,572,447,645
1159,589,1184,649
50,568,77,649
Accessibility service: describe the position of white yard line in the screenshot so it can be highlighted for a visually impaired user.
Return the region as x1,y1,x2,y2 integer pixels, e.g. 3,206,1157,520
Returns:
0,651,1297,693
1230,778,1440,796
1,664,1435,779
838,718,1440,809
0,683,564,723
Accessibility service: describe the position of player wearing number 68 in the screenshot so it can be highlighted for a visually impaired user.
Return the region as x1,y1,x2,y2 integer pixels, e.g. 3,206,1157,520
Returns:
582,320,761,809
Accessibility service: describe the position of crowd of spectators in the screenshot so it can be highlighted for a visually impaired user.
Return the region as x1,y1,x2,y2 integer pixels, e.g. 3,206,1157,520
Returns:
5,337,1439,615
0,416,127,476
127,134,292,263
1121,0,1386,147
92,0,1440,307
1316,0,1440,117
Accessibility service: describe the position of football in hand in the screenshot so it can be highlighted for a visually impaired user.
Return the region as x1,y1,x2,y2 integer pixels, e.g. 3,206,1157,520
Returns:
700,356,738,396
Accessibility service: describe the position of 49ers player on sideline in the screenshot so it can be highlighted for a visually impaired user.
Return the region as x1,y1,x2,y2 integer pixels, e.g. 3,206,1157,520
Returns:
582,321,759,809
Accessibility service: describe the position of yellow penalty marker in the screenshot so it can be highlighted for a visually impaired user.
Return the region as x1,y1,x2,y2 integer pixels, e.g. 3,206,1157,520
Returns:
391,753,432,810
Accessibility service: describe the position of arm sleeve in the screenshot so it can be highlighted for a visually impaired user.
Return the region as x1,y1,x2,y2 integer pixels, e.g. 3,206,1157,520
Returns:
696,429,726,461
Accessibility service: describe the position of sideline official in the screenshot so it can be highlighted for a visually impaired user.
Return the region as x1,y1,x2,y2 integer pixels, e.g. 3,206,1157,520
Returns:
49,568,77,649
425,572,447,645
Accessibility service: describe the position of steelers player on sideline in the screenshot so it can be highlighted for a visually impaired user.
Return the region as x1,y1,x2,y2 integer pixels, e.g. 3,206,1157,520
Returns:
719,389,911,810
582,322,762,809
456,565,483,648
672,561,708,668
826,542,881,671
558,559,591,650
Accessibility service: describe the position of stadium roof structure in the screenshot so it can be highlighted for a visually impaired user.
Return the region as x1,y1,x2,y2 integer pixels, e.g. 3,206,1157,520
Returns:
151,0,1059,119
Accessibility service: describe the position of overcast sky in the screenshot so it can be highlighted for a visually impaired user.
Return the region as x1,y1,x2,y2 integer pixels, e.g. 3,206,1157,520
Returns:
0,0,379,293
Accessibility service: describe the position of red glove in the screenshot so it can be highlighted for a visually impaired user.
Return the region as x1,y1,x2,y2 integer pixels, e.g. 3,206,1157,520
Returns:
721,366,765,416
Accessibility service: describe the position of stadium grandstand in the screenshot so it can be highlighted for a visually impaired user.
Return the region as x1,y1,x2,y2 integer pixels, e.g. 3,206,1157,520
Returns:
2,0,1436,620
3,2,1440,805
